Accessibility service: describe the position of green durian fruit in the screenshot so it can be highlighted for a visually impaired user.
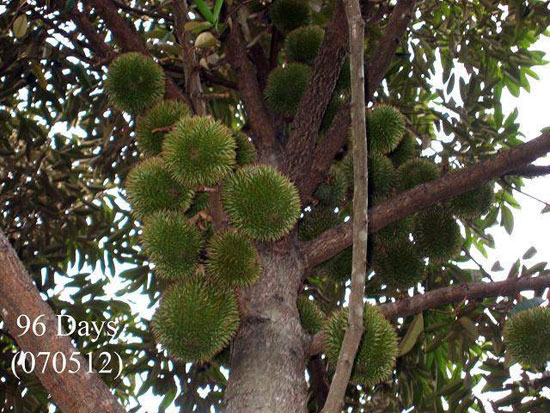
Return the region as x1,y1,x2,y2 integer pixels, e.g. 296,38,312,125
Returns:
135,100,191,157
315,246,352,281
367,105,406,154
298,207,339,241
503,307,550,366
223,165,301,241
375,216,414,247
285,25,325,64
373,238,425,289
269,0,311,33
389,134,417,166
141,211,203,280
234,132,258,166
323,304,398,386
162,116,236,187
369,152,396,197
449,182,494,219
152,278,239,363
297,295,325,334
206,230,261,288
412,206,462,262
105,52,165,114
264,63,311,116
125,157,195,219
397,158,440,191
314,163,348,205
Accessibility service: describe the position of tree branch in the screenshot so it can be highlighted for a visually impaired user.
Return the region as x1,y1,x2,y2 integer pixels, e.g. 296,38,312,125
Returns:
507,164,550,178
321,0,367,410
225,20,281,164
0,229,125,413
309,274,550,356
301,131,550,269
300,0,418,201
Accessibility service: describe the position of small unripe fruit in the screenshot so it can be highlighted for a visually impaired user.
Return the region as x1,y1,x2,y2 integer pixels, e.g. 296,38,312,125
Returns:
141,211,203,280
105,52,165,113
297,295,325,334
284,25,325,64
503,307,550,366
206,230,261,288
136,100,191,157
313,163,348,205
264,63,311,116
367,105,406,154
389,134,417,166
298,207,340,241
234,132,258,166
323,305,398,386
269,0,311,33
373,238,426,289
413,206,462,262
223,165,301,241
162,116,236,186
449,183,494,219
315,247,352,281
152,278,239,363
368,152,396,197
125,157,195,219
397,158,440,191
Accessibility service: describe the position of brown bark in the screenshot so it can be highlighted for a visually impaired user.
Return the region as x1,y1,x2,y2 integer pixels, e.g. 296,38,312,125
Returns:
302,131,550,269
309,275,550,355
0,229,125,413
321,0,367,410
224,239,309,412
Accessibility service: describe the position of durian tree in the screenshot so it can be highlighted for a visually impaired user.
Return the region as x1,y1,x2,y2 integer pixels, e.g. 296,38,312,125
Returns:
3,1,550,412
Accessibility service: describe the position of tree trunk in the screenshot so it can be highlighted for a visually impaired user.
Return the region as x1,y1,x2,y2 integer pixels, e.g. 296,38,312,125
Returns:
225,238,309,412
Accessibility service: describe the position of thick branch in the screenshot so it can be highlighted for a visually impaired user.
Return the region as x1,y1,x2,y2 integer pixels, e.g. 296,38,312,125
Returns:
89,0,187,102
507,164,550,178
0,230,125,413
301,0,418,201
225,21,281,164
302,131,550,269
309,275,550,355
283,0,348,192
321,2,367,411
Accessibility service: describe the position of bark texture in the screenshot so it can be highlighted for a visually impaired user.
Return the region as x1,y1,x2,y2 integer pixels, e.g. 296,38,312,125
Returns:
224,239,309,412
0,229,125,413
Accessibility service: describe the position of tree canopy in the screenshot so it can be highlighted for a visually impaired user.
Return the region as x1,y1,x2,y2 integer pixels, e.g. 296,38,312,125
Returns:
2,0,550,412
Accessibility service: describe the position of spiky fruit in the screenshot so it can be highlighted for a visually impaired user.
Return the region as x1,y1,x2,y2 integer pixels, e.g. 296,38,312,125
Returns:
449,183,494,219
297,295,325,334
162,116,236,186
105,52,165,113
285,25,324,64
367,105,406,154
323,305,398,386
269,0,311,33
373,239,425,289
125,157,195,219
206,230,261,288
152,278,239,363
314,163,348,205
503,307,550,366
369,153,396,197
375,215,414,247
141,211,203,280
264,63,311,117
298,207,339,241
397,158,440,191
389,134,416,166
223,165,301,241
234,132,258,166
413,206,462,262
135,100,190,157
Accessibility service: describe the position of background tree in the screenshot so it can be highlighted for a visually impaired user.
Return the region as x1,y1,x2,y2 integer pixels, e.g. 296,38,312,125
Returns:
2,0,550,412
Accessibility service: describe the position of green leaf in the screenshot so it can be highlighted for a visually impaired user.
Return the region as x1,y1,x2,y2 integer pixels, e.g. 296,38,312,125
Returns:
509,297,545,316
13,15,28,38
398,313,424,356
491,260,504,272
195,31,218,48
522,246,537,259
501,206,514,235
